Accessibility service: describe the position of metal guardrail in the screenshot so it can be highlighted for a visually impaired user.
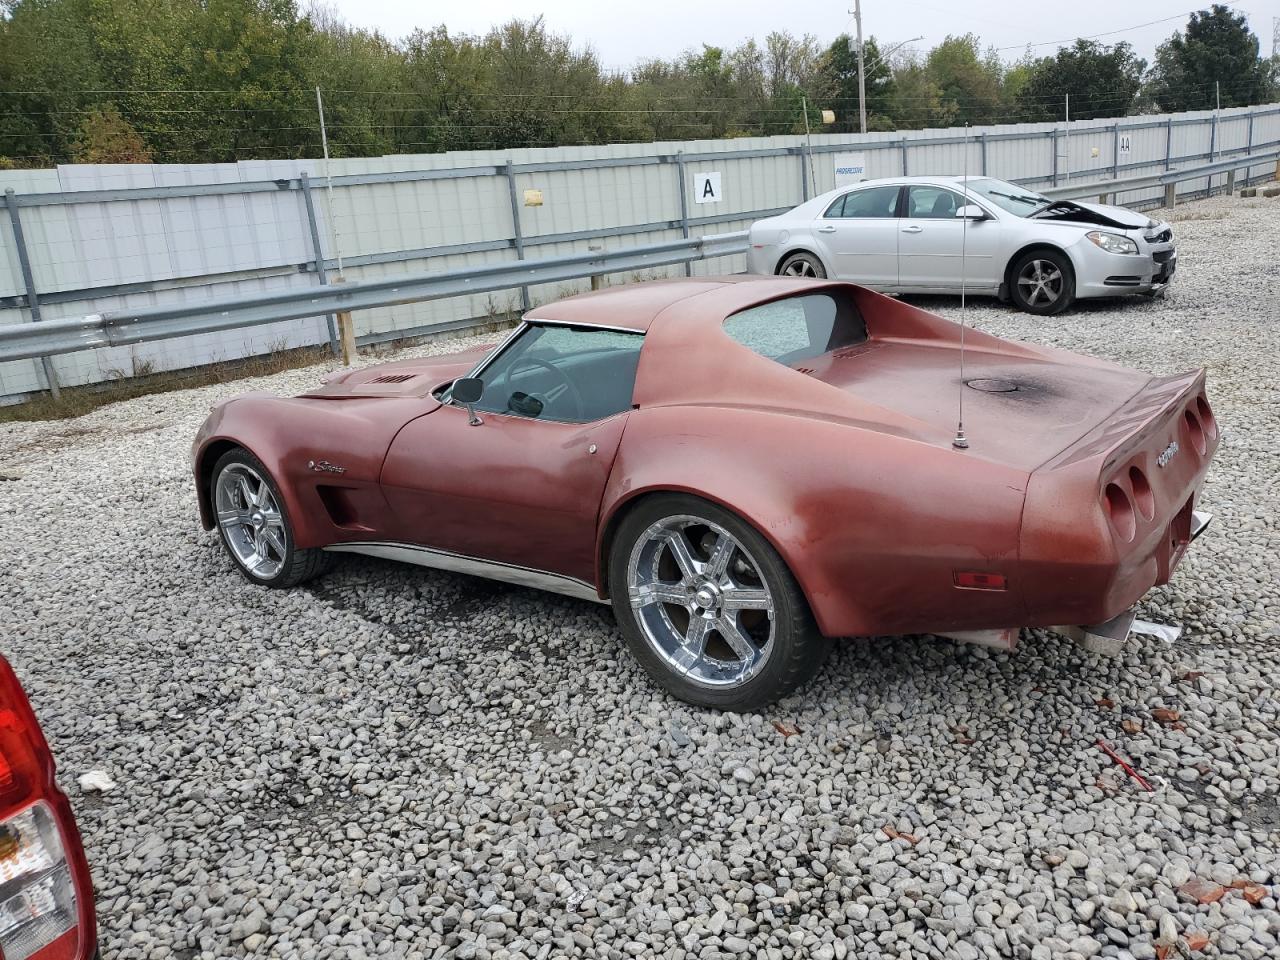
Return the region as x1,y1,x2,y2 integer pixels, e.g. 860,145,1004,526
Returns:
0,232,748,363
1041,147,1280,203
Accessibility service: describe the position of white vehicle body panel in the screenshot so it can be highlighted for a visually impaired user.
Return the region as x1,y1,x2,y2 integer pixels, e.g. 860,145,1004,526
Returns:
747,176,1176,303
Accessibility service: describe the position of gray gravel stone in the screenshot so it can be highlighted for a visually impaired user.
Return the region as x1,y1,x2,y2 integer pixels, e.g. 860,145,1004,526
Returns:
2,194,1278,960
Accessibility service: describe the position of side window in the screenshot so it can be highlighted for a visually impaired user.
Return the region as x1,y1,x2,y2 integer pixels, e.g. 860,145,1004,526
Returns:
723,293,868,366
825,185,901,219
906,185,963,219
472,324,643,423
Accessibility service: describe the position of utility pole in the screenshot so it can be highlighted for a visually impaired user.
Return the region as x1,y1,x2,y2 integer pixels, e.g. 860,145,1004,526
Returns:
852,0,867,134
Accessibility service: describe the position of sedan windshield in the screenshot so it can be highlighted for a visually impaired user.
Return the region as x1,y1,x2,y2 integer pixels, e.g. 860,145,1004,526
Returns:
961,178,1049,217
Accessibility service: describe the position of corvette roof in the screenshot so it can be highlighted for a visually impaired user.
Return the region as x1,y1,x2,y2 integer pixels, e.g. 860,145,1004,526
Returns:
526,276,828,332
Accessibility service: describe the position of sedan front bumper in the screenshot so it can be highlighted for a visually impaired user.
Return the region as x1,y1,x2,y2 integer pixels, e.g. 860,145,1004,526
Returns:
1074,236,1177,299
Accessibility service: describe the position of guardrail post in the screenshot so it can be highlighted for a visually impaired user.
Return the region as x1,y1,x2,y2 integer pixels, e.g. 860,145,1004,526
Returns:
1208,112,1218,195
675,152,692,277
1164,117,1173,171
1164,182,1177,208
589,241,605,290
299,172,340,357
3,189,60,400
1226,169,1236,195
503,162,531,312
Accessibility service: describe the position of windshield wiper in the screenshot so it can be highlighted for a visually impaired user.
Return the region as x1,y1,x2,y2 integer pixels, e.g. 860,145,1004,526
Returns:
987,189,1045,206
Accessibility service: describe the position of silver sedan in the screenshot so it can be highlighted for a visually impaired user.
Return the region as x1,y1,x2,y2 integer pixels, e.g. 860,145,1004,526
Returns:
746,176,1176,315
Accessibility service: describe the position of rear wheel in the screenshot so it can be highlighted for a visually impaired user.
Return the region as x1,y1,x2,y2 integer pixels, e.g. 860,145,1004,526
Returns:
1009,249,1075,315
211,448,329,588
609,494,829,711
777,251,827,279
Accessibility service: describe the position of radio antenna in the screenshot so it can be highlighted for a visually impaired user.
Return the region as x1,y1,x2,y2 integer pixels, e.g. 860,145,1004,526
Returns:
953,123,971,450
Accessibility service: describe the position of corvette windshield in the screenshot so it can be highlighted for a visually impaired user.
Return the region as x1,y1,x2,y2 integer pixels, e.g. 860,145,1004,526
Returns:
962,178,1049,217
724,293,867,366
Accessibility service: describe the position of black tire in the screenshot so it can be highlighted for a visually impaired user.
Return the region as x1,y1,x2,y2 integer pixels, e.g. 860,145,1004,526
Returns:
777,251,827,280
608,494,829,711
210,448,330,589
1008,248,1075,315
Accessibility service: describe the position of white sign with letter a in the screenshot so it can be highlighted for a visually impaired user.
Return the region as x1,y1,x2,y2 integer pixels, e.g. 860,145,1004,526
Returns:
694,171,722,204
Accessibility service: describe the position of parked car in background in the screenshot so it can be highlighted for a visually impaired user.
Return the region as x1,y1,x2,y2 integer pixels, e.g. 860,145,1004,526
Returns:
193,277,1216,710
0,655,98,960
747,176,1177,315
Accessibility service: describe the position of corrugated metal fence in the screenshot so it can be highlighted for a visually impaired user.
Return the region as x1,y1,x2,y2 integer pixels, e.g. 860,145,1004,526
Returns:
2,102,1278,401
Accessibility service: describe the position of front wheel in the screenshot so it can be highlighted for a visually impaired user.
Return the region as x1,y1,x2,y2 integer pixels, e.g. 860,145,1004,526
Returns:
777,251,827,279
1009,249,1075,315
609,494,829,711
211,448,329,588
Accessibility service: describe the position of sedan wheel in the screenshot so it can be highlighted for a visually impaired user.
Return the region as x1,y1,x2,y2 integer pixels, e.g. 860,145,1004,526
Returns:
777,252,827,279
609,494,829,710
1009,250,1075,315
210,448,329,588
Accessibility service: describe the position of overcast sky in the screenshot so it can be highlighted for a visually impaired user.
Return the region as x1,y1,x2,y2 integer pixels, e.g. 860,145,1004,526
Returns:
325,1,1280,71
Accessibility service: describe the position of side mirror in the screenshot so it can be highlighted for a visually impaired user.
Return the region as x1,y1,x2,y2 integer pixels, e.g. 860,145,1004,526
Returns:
452,377,484,425
956,205,988,221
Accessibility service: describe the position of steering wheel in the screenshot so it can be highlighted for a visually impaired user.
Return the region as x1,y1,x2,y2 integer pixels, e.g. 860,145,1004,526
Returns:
499,356,585,421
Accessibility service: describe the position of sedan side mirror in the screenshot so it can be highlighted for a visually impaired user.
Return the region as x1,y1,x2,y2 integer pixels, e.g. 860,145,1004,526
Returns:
956,205,988,221
452,377,485,425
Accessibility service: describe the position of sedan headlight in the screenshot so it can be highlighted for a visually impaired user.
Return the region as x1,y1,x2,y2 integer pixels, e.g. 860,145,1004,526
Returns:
1086,231,1139,255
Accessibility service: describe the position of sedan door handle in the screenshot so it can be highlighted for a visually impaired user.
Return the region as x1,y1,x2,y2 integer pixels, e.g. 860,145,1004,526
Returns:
901,225,923,234
817,225,837,233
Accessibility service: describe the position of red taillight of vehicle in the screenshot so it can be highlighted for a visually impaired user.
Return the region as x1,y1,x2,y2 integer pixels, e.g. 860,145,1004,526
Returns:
953,571,1007,591
1196,395,1216,438
0,662,92,960
1128,466,1154,520
1183,409,1207,455
1104,483,1136,541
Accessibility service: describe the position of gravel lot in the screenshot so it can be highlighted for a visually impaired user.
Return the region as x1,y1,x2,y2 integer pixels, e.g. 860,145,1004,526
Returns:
2,193,1278,960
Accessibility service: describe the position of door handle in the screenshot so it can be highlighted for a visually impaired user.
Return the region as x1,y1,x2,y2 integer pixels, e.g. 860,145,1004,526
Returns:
817,225,837,233
901,225,923,234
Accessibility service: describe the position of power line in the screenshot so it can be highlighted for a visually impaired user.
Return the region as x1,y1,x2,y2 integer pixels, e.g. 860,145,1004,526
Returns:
995,10,1200,51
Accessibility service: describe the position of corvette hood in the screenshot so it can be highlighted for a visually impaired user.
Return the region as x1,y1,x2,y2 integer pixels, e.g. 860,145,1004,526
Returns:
1031,199,1154,231
299,342,494,399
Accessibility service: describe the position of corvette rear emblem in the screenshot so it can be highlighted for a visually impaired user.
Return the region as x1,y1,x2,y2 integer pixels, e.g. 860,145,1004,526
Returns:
308,459,347,475
1156,441,1179,468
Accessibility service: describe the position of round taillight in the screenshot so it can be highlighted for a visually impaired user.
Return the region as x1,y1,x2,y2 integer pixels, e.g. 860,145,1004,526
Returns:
1128,466,1154,520
1184,409,1206,455
1196,396,1216,438
1104,483,1136,541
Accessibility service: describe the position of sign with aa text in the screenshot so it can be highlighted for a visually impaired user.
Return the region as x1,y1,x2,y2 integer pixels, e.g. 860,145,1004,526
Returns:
833,152,868,187
693,171,722,204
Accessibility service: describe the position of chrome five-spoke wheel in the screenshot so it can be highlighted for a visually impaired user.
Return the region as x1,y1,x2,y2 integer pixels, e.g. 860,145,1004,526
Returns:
777,252,827,280
1009,249,1074,315
609,494,829,710
627,515,775,687
215,462,288,579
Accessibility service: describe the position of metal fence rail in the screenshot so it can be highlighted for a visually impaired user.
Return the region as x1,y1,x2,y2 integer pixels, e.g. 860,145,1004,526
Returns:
0,232,747,363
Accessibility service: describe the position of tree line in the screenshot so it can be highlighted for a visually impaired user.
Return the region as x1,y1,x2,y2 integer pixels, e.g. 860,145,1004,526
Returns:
0,1,1276,167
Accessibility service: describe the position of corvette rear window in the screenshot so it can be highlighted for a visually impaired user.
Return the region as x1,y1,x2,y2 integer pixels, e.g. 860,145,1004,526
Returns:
724,293,867,365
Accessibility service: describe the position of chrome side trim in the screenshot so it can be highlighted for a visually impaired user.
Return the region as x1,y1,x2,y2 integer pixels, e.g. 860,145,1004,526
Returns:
322,541,607,604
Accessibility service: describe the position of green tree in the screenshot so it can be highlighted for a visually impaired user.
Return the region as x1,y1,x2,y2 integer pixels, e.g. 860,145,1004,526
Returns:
1015,40,1146,122
1146,5,1277,111
924,34,1003,125
70,103,154,161
814,35,894,132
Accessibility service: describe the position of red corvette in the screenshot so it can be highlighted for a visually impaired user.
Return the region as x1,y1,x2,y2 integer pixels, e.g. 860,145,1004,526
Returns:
193,278,1217,709
0,655,98,960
